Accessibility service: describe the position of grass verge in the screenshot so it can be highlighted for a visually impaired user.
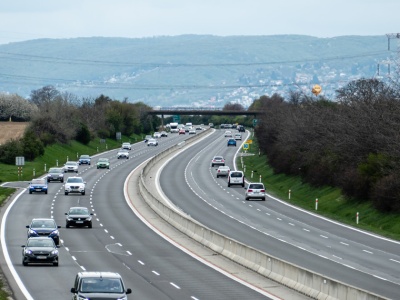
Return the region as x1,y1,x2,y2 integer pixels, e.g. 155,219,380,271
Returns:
239,139,400,241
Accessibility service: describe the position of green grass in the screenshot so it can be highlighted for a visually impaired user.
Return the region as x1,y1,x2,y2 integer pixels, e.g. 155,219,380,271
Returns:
239,139,400,241
0,136,141,183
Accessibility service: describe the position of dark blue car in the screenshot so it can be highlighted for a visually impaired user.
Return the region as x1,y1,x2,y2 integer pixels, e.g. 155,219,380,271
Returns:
78,155,91,165
29,179,48,194
227,139,237,147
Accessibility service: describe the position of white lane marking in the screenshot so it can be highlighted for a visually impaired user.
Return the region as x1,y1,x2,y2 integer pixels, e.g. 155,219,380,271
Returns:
138,260,145,265
289,223,295,226
320,235,328,239
152,271,160,276
303,228,310,232
72,256,77,261
340,242,349,246
363,250,373,254
390,259,400,264
170,282,181,289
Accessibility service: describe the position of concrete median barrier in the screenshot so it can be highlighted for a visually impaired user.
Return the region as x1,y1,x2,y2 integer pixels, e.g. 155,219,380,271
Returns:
137,130,386,300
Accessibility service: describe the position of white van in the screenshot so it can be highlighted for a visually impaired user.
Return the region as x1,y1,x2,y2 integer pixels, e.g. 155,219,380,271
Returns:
227,171,245,187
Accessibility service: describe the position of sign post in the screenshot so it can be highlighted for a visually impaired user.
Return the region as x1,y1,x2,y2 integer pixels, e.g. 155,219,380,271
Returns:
16,156,25,180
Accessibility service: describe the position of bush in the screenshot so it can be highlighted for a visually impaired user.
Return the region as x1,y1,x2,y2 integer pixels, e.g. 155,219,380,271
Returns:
0,139,23,164
76,123,91,145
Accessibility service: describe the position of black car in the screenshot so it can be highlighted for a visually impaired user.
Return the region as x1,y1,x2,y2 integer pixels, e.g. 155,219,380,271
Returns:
237,125,245,132
26,218,61,245
65,207,93,228
47,167,64,183
22,237,59,266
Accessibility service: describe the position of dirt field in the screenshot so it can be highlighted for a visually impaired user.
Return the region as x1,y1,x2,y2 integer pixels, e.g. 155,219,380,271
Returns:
0,122,29,145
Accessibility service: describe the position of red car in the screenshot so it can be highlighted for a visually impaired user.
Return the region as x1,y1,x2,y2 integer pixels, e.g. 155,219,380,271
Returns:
179,129,185,135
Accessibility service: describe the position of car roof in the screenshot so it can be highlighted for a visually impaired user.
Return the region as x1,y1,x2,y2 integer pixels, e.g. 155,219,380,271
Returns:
77,272,122,279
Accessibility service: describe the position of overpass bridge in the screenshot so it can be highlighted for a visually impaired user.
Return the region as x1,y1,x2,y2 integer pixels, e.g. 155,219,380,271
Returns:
147,107,263,117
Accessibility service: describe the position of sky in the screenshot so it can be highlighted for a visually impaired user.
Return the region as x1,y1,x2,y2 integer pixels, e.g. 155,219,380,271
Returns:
0,0,398,45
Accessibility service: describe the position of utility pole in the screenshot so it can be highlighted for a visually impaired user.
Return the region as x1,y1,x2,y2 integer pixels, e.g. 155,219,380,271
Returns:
380,33,400,78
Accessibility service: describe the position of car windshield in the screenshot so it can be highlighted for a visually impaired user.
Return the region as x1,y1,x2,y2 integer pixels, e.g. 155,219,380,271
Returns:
98,158,108,162
80,155,90,159
213,156,223,160
219,166,230,170
80,278,123,293
31,179,45,184
249,184,264,189
230,172,243,177
66,162,76,166
31,220,56,228
69,208,89,215
27,239,55,247
67,178,83,183
49,168,63,173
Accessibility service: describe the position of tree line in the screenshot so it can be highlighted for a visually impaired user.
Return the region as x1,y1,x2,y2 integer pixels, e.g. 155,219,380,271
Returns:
250,78,400,213
0,86,158,164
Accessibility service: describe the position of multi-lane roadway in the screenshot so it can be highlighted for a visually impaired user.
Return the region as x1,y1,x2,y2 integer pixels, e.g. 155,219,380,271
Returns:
1,131,277,299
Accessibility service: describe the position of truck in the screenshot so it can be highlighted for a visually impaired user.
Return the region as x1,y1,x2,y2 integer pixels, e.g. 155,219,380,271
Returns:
169,122,179,133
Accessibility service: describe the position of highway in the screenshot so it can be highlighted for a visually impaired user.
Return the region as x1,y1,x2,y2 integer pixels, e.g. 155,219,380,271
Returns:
159,129,400,300
1,132,273,300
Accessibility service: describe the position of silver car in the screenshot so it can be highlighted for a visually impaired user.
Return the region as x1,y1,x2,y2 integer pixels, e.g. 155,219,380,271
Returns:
245,183,266,201
64,161,79,173
117,149,130,159
216,166,230,178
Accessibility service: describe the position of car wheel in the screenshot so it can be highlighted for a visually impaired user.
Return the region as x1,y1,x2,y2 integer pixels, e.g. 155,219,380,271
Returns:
242,183,245,187
217,175,219,178
88,223,92,229
54,238,60,246
262,197,266,201
61,179,64,183
53,261,59,266
45,191,48,194
22,259,28,266
75,170,78,173
228,182,231,187
245,197,249,201
29,190,32,194
81,191,85,195
65,192,68,195
66,223,70,228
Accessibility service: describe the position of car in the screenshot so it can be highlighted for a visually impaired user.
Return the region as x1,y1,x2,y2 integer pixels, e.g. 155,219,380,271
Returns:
216,166,230,178
228,171,245,187
224,130,232,137
234,133,242,140
161,131,168,137
178,129,185,135
70,272,132,300
21,237,60,266
28,178,48,194
211,156,225,167
121,142,131,150
117,149,130,159
26,218,61,245
144,135,152,142
147,138,159,146
97,158,110,169
237,125,245,132
65,207,93,228
245,182,266,201
78,154,91,165
189,129,196,134
47,167,64,183
64,161,79,173
209,123,214,128
227,139,236,147
196,126,203,131
64,176,86,195
153,132,162,138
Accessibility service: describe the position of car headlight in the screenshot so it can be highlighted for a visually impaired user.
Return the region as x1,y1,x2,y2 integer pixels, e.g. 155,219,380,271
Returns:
24,249,32,255
51,249,58,255
50,230,59,236
28,229,38,236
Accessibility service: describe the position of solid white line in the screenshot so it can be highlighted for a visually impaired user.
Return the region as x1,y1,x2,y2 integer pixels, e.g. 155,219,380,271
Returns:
1,189,34,300
389,258,400,264
170,282,181,289
363,250,373,254
340,242,349,246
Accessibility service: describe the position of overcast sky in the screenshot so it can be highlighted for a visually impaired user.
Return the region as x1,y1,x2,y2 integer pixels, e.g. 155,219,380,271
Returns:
0,0,398,45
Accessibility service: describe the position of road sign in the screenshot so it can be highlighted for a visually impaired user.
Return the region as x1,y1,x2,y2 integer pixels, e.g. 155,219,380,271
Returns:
173,115,180,123
247,139,253,144
252,119,258,126
243,143,249,150
15,156,25,166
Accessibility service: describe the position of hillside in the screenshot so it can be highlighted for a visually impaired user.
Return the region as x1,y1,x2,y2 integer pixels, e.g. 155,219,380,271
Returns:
0,35,391,107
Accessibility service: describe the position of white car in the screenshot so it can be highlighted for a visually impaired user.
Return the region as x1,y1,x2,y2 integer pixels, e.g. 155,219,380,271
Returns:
64,161,79,173
147,138,159,146
224,130,232,137
117,149,129,159
234,133,242,140
153,132,162,138
122,142,131,150
245,183,266,201
189,129,196,134
64,176,86,195
227,171,245,187
216,166,231,178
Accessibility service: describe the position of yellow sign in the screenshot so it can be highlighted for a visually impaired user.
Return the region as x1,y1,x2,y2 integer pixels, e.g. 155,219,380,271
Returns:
312,84,322,96
246,139,253,144
243,143,249,150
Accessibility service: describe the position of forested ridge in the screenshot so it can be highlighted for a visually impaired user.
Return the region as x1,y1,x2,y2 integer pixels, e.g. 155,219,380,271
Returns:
251,78,400,212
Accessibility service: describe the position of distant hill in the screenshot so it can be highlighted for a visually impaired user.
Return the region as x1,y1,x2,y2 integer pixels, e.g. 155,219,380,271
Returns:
0,35,391,107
